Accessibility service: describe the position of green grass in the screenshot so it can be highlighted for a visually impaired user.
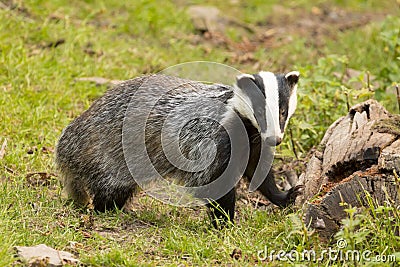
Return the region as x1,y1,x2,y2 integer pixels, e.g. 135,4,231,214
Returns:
1,0,400,266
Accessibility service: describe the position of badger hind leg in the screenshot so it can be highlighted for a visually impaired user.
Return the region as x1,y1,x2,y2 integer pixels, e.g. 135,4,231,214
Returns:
62,171,91,207
91,183,136,212
62,170,136,212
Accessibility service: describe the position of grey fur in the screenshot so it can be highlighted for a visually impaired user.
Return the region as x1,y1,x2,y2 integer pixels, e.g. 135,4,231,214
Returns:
56,73,302,225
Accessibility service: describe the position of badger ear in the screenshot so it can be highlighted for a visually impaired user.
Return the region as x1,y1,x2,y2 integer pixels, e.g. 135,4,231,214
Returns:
285,71,300,87
236,74,256,90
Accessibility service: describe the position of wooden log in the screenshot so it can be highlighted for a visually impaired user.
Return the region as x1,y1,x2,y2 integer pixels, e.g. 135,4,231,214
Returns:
296,99,400,240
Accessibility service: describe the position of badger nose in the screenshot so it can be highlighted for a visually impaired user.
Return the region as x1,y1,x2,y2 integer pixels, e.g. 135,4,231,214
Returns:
265,136,282,146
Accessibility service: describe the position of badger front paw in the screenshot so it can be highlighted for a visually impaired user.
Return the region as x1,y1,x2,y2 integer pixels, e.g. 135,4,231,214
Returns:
286,184,304,206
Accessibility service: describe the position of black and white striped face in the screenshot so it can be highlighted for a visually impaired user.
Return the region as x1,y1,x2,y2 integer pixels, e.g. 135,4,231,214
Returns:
234,71,299,146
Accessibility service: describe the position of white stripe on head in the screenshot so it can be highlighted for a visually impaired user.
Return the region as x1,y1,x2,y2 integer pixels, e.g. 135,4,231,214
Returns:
257,71,281,139
222,84,260,131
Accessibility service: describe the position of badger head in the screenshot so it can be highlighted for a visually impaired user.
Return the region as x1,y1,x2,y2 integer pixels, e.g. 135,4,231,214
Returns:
233,71,299,146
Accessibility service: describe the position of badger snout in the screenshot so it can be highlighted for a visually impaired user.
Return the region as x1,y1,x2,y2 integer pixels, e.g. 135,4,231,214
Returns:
265,136,282,146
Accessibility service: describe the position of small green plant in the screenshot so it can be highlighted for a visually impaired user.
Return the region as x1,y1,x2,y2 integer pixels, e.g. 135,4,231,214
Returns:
378,16,400,85
280,54,375,156
334,187,400,265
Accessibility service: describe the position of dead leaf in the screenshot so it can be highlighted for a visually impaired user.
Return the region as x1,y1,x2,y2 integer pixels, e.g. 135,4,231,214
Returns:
5,166,15,174
311,6,323,15
27,146,37,155
230,248,242,260
79,214,95,229
75,77,122,86
48,13,64,22
83,48,103,57
28,257,49,267
41,146,54,154
26,172,57,187
82,231,92,238
2,83,12,92
0,138,7,160
68,241,83,250
15,244,80,267
44,39,65,48
248,196,270,207
262,28,277,39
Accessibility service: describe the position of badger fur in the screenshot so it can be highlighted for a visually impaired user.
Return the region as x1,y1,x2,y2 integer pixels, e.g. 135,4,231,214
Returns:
55,71,302,226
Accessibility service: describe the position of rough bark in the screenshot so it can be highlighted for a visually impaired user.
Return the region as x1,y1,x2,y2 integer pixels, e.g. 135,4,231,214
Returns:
296,99,400,240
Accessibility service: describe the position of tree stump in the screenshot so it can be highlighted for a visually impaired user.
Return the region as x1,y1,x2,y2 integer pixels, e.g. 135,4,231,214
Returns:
296,99,400,240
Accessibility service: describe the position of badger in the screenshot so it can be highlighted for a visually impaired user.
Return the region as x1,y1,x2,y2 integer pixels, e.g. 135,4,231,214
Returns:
55,71,302,226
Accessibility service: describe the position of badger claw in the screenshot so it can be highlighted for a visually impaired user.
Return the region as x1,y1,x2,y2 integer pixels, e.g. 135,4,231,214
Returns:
286,184,304,205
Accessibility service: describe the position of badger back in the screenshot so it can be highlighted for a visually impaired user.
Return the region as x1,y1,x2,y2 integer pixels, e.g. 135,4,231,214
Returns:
122,75,240,187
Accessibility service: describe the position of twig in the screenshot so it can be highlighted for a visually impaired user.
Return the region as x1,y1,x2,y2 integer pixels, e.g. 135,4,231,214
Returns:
289,128,298,160
5,166,15,174
366,71,371,91
75,77,122,86
345,91,350,112
396,84,400,113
